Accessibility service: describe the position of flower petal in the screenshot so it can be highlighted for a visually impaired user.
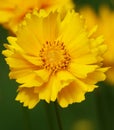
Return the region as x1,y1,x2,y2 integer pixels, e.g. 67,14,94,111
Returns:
57,80,85,108
38,76,58,103
9,68,34,79
57,78,97,107
42,11,60,41
0,9,13,23
58,10,86,44
69,62,98,78
5,53,37,69
82,68,108,85
15,87,39,109
38,71,75,102
16,23,42,56
2,37,22,57
23,11,45,45
16,69,50,88
72,53,98,65
34,69,50,83
22,10,60,45
21,54,42,66
16,73,44,87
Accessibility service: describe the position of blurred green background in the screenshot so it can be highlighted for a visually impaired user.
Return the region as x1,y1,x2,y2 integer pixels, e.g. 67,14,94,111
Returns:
0,0,114,130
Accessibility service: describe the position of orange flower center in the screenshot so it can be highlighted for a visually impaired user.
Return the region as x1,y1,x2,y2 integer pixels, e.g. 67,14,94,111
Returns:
39,41,71,73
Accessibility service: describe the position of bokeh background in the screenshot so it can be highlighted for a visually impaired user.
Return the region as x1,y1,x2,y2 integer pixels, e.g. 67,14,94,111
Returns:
0,0,114,130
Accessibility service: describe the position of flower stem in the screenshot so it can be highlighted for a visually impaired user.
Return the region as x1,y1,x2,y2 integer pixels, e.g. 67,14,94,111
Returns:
22,107,32,130
44,102,54,130
54,101,63,130
95,83,113,130
95,89,107,130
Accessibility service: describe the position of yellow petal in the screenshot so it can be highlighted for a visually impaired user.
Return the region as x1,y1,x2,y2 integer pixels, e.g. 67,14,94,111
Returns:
38,76,58,103
7,37,23,51
15,87,39,109
16,72,45,87
57,78,97,107
2,49,13,57
69,62,98,78
82,68,108,85
23,11,46,45
38,71,75,102
56,70,76,87
5,53,36,69
57,80,85,107
16,69,50,88
9,68,34,79
34,69,50,83
88,25,98,37
42,11,60,41
65,33,90,58
58,10,86,45
21,54,42,66
2,37,22,57
72,53,98,65
25,10,59,42
0,10,13,23
16,24,42,56
90,36,107,55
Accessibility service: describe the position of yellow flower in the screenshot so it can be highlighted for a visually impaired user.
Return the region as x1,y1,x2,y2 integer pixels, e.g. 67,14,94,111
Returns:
3,9,107,109
79,6,98,32
80,6,114,85
0,0,74,32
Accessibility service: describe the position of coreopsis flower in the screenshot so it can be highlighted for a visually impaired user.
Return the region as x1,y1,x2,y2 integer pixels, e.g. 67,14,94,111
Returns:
79,6,98,32
80,6,114,85
0,0,74,32
3,9,107,109
98,6,114,85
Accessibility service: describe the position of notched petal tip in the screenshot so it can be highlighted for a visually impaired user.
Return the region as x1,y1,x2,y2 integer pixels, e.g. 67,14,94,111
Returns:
15,87,39,109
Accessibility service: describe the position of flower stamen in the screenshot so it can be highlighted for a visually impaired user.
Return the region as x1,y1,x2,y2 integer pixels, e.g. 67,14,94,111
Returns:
40,41,71,73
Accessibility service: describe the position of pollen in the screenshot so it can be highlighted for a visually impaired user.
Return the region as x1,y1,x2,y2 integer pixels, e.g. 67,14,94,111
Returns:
39,41,71,73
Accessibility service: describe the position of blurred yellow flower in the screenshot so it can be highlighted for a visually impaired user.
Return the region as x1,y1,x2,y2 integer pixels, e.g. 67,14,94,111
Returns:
73,119,94,130
79,6,98,32
3,9,107,109
0,0,74,32
80,6,114,85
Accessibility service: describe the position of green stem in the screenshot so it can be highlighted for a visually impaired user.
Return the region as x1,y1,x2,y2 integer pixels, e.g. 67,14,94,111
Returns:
95,89,107,130
22,107,32,130
54,102,63,130
44,102,54,130
95,83,113,130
